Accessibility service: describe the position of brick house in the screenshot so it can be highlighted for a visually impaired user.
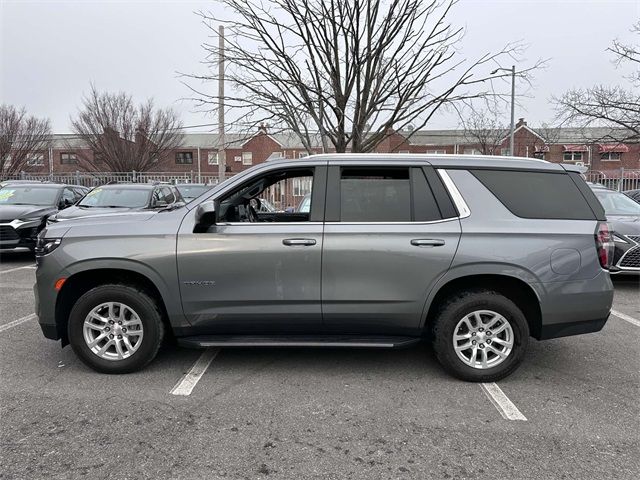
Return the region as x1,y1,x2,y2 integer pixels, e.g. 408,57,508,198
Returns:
12,119,640,179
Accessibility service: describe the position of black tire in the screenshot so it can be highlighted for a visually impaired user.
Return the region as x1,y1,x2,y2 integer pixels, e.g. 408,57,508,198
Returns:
68,284,165,374
431,289,529,382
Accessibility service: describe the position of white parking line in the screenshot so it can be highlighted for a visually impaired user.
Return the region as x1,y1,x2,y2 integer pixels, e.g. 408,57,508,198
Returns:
480,382,527,421
611,310,640,328
170,348,219,396
0,313,37,333
0,265,36,274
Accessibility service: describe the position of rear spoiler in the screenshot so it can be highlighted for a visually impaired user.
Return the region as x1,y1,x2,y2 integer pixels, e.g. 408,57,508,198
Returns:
560,163,588,174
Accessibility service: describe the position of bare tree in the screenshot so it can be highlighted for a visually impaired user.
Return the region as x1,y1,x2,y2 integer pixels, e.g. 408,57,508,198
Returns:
70,86,184,172
459,106,508,155
555,21,640,142
0,105,51,179
188,0,542,153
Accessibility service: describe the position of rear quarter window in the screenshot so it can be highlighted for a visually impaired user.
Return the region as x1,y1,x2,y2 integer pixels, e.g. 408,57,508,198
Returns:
471,169,596,220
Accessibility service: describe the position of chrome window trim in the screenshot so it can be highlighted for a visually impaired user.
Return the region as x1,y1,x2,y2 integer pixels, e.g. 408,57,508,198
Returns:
219,222,324,226
323,217,459,226
437,169,471,219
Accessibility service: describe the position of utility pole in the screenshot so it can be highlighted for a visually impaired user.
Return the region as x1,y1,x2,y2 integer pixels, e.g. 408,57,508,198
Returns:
509,65,515,157
491,65,517,156
218,25,226,183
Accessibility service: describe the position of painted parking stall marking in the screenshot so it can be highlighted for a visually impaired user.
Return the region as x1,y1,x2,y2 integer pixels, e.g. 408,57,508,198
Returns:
0,313,37,333
480,382,527,421
170,348,219,396
611,309,640,328
0,265,36,274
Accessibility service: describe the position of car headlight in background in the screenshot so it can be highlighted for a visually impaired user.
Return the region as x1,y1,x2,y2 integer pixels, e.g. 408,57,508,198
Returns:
35,236,61,256
9,216,43,228
612,233,629,244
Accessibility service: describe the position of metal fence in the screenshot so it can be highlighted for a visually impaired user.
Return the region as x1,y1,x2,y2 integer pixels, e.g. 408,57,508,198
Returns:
2,171,230,187
584,168,640,192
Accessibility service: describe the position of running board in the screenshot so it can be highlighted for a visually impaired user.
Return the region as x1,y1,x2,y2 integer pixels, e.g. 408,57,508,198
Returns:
177,335,421,349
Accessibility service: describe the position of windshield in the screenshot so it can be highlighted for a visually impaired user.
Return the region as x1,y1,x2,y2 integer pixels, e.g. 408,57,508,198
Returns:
0,186,60,206
176,185,209,200
79,187,150,208
296,195,311,213
594,189,640,216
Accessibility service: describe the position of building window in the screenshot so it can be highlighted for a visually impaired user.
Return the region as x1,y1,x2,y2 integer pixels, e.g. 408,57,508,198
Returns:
175,152,193,164
601,152,622,161
208,151,219,165
298,152,308,158
242,152,253,165
60,152,78,164
234,155,242,162
563,152,583,162
427,150,446,154
533,151,546,160
26,153,44,166
500,148,510,156
464,148,481,155
398,150,410,154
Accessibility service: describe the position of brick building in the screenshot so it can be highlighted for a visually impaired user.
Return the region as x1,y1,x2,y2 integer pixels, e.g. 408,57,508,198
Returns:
14,119,640,179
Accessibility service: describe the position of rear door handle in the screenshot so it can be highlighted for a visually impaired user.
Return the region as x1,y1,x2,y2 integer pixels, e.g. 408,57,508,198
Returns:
411,239,445,247
283,238,317,246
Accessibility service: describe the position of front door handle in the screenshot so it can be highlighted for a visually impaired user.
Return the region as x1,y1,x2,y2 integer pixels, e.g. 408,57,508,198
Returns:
411,239,445,247
283,238,317,247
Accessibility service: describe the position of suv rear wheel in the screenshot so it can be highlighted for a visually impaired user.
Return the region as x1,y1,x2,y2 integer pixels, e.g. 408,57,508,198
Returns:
432,289,529,382
68,284,165,374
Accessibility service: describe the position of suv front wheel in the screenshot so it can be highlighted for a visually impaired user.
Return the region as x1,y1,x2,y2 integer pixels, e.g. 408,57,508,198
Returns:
432,289,529,382
68,284,165,374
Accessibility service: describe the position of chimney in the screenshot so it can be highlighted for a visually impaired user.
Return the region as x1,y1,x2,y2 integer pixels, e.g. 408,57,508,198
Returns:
258,123,268,134
516,118,527,128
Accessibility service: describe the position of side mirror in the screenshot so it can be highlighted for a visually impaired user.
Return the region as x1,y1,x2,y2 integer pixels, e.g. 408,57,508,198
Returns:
60,198,73,209
195,201,216,227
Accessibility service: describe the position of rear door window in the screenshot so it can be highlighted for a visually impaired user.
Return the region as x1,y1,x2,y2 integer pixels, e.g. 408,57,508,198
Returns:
471,170,596,220
337,167,442,222
340,168,411,222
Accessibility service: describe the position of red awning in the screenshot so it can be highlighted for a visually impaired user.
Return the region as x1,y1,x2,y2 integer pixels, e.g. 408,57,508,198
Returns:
563,144,588,152
598,143,629,153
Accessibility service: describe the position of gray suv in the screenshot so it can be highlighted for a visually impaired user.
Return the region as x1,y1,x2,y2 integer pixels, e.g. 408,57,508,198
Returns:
34,155,615,381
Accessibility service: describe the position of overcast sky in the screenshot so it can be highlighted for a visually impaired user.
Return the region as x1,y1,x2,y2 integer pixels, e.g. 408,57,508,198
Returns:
1,0,638,133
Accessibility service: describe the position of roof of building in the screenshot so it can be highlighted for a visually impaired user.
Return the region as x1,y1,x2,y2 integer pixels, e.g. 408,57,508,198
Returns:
49,124,637,150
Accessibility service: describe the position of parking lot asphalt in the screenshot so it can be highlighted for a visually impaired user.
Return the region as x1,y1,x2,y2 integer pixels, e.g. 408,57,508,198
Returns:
0,250,638,480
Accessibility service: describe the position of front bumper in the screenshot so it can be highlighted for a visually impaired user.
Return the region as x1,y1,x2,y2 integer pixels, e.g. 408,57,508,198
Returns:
611,237,640,274
0,221,41,250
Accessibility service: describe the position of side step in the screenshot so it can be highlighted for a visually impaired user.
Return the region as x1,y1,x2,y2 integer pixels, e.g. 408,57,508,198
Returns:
177,335,421,349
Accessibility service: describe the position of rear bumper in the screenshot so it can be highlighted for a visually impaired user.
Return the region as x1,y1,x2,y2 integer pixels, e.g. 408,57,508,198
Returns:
538,316,609,340
535,270,614,340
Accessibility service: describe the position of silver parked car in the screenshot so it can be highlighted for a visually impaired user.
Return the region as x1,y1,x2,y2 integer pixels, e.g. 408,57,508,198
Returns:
34,154,614,381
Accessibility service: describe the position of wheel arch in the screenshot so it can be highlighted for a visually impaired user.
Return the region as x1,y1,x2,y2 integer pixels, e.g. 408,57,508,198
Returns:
55,267,173,346
422,270,544,339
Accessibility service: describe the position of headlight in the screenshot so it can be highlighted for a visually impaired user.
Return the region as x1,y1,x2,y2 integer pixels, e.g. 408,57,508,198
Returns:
35,237,61,256
10,217,43,228
612,233,629,244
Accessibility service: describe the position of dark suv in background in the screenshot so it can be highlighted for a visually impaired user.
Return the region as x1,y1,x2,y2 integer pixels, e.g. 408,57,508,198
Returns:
34,154,614,381
48,183,184,223
0,183,88,251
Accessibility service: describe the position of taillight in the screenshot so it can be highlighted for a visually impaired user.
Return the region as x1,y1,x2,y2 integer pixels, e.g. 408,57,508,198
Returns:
595,222,615,269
